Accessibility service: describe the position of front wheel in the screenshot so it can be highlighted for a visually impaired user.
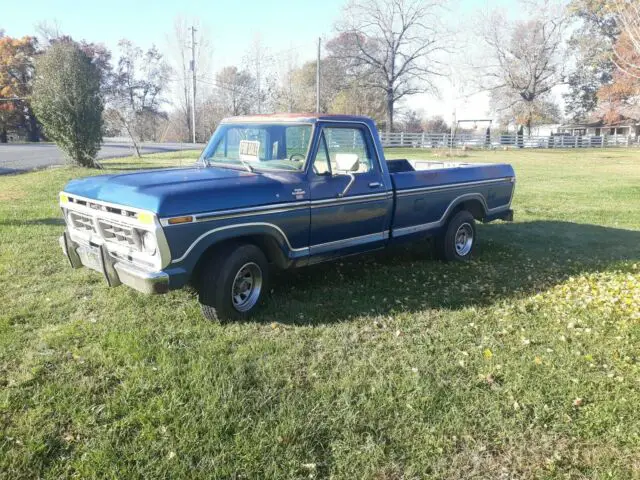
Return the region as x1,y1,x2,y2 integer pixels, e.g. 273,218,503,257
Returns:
198,243,269,322
436,210,476,262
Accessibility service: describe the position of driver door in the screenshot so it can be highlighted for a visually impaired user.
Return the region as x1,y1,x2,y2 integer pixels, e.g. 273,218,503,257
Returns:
308,123,392,262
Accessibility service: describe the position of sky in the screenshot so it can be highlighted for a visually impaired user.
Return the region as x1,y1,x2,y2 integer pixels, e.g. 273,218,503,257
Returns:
2,0,531,122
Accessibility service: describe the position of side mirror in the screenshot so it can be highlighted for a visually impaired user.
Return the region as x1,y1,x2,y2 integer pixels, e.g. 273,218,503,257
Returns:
334,153,359,173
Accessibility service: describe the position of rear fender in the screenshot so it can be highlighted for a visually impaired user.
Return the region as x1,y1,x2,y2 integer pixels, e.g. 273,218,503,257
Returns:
446,194,488,223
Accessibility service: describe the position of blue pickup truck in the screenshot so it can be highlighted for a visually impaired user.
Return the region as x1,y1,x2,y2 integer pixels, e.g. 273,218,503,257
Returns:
59,114,515,320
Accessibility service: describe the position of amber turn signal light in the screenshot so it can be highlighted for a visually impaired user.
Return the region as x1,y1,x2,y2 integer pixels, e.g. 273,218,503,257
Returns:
168,216,194,225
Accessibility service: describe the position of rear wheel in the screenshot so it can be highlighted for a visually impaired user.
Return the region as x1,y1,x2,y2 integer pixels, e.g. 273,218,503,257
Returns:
436,210,476,262
198,243,269,322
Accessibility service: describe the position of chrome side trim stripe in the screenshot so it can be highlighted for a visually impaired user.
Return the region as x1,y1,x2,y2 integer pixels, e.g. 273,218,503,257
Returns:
170,222,391,264
161,192,393,226
161,178,512,225
395,177,514,197
194,202,309,223
392,194,510,237
309,231,389,255
310,192,392,208
171,222,310,264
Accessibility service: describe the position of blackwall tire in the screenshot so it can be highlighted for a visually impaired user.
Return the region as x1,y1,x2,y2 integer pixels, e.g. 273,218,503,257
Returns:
436,210,476,262
198,243,269,322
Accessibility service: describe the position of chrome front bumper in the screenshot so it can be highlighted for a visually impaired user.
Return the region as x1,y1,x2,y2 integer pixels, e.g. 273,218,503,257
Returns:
60,231,170,294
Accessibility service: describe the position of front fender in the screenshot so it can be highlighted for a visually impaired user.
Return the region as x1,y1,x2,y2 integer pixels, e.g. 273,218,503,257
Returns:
167,221,309,273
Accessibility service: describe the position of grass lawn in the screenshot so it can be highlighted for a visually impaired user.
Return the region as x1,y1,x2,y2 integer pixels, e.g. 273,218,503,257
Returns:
1,148,639,479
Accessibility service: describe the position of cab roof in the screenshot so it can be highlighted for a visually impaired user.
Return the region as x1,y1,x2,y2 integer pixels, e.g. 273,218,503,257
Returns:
221,113,375,124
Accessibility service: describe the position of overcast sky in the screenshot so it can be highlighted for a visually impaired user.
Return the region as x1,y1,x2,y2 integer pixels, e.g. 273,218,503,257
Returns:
3,0,552,122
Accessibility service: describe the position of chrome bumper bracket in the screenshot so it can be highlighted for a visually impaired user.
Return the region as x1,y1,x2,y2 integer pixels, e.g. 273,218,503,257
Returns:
61,231,83,269
60,231,170,295
100,244,122,288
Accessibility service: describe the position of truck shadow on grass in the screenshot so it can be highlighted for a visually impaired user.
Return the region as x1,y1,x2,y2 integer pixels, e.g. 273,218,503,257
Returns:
261,221,640,325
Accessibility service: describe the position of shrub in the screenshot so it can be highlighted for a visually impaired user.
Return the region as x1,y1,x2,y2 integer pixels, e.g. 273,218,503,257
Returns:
31,41,103,167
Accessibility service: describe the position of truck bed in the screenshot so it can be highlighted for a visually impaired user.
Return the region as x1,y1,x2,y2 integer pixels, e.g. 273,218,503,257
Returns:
387,159,515,238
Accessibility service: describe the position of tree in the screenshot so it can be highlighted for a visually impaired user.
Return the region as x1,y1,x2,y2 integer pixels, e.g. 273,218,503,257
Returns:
332,0,448,133
31,42,103,167
611,0,640,78
564,0,619,121
588,1,640,124
422,115,449,133
492,91,561,129
215,66,256,116
34,24,114,91
0,35,38,142
401,109,424,132
478,1,569,135
597,32,640,123
243,34,269,114
107,40,170,156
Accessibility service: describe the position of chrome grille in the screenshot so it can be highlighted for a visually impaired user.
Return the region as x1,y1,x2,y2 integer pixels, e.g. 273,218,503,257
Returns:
98,219,140,250
68,211,96,232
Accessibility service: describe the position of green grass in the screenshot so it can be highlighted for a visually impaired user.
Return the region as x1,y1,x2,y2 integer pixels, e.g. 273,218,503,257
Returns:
1,148,639,479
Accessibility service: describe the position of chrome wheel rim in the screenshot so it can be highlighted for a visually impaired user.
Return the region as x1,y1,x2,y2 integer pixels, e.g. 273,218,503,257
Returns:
231,262,263,312
455,223,474,256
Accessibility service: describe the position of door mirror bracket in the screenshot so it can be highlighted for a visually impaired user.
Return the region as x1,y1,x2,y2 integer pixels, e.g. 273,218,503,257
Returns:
336,172,356,198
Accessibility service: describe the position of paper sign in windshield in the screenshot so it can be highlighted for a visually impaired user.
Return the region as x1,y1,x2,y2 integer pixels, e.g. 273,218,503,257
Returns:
239,140,260,161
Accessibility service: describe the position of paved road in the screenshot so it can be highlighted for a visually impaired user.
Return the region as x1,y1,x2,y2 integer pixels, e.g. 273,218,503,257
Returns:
0,142,203,175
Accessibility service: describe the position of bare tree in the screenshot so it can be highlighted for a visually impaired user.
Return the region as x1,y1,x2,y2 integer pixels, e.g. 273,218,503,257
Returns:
333,0,448,133
272,48,300,113
243,34,269,113
478,1,569,134
34,20,63,45
165,17,212,141
107,40,170,156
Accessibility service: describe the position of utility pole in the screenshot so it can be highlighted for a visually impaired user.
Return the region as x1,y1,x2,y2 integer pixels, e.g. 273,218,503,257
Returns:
190,26,197,144
316,37,321,114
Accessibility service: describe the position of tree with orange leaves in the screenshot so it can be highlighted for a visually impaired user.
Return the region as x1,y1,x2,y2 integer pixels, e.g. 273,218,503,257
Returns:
0,34,38,142
597,31,640,123
591,0,640,125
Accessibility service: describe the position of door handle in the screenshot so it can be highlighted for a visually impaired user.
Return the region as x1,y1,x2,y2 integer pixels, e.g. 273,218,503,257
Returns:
368,182,382,188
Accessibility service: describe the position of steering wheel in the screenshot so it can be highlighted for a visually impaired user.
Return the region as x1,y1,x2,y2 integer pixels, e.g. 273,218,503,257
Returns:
289,153,305,162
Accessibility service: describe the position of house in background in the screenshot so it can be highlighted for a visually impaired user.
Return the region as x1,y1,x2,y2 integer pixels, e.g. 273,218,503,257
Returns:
558,118,640,137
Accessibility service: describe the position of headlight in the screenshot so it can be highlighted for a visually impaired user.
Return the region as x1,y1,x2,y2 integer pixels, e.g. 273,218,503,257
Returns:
140,231,157,255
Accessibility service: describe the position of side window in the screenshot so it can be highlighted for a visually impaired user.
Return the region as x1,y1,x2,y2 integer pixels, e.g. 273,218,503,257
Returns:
323,127,373,174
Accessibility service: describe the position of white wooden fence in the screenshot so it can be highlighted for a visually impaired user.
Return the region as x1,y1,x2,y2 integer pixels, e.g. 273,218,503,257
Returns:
379,132,640,149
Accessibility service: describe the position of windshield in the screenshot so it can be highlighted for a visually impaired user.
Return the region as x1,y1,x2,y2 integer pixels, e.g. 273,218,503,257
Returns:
200,123,313,172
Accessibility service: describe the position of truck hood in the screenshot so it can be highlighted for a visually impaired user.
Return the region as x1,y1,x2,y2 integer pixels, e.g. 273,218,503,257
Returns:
63,166,305,217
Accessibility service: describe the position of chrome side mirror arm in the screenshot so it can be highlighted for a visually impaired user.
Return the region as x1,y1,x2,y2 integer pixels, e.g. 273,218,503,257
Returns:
336,172,356,198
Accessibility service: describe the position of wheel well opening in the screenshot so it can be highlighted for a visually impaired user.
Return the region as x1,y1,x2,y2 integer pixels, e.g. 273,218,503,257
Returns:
456,200,486,221
190,234,287,289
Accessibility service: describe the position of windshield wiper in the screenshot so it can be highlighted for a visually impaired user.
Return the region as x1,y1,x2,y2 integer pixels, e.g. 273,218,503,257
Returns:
205,159,257,173
238,158,254,173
